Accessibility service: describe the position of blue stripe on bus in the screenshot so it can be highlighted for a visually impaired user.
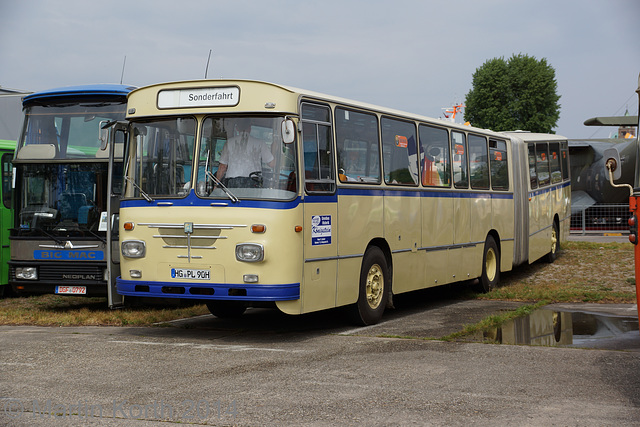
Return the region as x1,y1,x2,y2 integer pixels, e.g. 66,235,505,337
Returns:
120,181,572,208
116,278,300,301
529,181,570,198
337,187,514,200
120,191,303,209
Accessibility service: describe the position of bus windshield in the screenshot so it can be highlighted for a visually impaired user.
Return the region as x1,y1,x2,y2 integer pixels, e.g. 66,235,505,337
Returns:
125,115,297,201
127,117,196,198
196,116,297,200
16,162,116,237
18,100,126,159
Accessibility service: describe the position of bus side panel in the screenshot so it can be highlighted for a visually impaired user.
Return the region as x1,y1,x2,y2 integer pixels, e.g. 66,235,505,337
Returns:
385,191,422,293
560,184,571,246
529,190,551,262
299,200,337,314
469,195,492,277
418,194,454,290
335,192,383,307
452,195,471,280
493,196,515,273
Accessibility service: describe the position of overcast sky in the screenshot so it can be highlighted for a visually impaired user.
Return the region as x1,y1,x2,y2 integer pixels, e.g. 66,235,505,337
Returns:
1,0,639,139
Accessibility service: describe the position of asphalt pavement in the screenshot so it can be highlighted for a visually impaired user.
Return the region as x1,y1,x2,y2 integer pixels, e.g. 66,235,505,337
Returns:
0,232,638,425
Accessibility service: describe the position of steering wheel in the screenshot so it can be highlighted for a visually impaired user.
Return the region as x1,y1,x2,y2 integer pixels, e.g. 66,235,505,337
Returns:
249,171,263,186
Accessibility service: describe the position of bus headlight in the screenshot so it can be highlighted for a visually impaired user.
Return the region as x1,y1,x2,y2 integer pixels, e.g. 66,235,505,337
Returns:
121,240,146,258
235,243,264,262
15,267,38,280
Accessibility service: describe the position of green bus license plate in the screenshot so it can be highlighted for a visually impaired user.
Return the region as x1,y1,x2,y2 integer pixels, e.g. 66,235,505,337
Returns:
171,268,210,280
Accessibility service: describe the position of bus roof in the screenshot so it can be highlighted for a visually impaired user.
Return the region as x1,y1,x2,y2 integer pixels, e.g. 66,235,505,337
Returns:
23,84,136,104
502,131,567,143
0,139,16,151
128,79,568,141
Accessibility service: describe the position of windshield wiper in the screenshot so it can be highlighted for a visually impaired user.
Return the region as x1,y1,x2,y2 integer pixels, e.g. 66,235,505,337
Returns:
206,170,239,203
34,228,64,246
79,226,107,244
124,175,153,202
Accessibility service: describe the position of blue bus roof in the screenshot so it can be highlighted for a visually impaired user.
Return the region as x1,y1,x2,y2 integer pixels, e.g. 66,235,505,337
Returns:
22,84,136,104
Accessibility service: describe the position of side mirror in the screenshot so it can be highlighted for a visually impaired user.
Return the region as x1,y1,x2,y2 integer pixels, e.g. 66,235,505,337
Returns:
99,121,110,151
282,118,295,144
604,147,622,181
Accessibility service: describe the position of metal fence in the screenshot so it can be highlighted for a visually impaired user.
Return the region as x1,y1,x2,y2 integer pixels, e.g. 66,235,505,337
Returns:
570,204,630,235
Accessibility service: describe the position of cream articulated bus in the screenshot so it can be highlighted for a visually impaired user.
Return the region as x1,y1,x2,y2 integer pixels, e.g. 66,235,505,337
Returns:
114,80,570,325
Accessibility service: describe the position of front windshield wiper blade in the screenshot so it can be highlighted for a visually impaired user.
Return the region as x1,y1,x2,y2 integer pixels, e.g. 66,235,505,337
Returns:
124,175,154,202
206,170,239,203
34,228,64,246
79,226,107,244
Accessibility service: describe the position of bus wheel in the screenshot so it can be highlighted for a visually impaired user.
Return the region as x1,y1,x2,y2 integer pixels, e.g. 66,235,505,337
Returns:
350,247,389,326
476,236,500,293
206,301,247,318
545,222,559,263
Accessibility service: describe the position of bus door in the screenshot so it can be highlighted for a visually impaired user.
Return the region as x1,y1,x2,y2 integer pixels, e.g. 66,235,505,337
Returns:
106,123,126,308
529,143,551,261
0,150,13,293
300,103,338,313
451,131,471,279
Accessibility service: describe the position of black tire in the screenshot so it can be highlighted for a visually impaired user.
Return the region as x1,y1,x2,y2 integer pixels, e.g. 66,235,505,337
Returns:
206,301,247,318
545,222,559,263
476,236,500,293
350,246,389,326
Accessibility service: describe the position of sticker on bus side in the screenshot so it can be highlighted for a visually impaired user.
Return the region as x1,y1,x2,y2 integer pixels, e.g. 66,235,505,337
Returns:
311,215,332,246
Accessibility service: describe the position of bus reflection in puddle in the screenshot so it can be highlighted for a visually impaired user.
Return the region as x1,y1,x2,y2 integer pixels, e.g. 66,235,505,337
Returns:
476,309,639,350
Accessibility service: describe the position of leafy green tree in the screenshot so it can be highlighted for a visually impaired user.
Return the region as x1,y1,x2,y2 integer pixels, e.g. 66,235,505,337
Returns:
464,54,561,133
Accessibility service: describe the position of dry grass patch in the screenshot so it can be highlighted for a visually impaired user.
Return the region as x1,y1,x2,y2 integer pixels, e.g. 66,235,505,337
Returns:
479,241,637,303
0,294,209,326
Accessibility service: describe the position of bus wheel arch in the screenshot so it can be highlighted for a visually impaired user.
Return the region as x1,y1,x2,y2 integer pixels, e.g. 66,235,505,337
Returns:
350,242,390,325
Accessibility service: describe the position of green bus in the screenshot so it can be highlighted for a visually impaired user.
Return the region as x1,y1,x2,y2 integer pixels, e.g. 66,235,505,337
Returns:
0,139,15,297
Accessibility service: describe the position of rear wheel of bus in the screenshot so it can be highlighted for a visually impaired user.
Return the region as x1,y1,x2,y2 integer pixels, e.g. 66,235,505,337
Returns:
545,221,559,263
206,301,247,318
476,235,500,293
350,246,389,326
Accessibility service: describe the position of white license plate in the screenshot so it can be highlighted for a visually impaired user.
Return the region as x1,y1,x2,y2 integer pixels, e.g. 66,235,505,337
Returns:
171,268,210,280
56,286,87,295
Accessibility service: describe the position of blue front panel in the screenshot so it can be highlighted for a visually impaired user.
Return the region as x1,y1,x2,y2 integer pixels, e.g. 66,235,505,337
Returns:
117,278,300,301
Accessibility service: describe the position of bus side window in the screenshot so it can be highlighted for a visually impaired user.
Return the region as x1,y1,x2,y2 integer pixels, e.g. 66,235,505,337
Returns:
489,139,508,190
549,142,562,184
469,134,489,190
528,144,538,189
1,153,12,209
419,124,450,187
301,103,334,192
381,117,418,185
451,131,468,189
536,143,550,187
335,108,380,184
561,142,570,181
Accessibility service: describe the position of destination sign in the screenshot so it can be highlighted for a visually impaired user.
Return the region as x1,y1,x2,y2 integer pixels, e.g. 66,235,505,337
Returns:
34,250,105,261
157,86,240,108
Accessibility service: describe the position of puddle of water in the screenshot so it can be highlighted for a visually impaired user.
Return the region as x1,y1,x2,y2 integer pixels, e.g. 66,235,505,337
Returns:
475,309,640,351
